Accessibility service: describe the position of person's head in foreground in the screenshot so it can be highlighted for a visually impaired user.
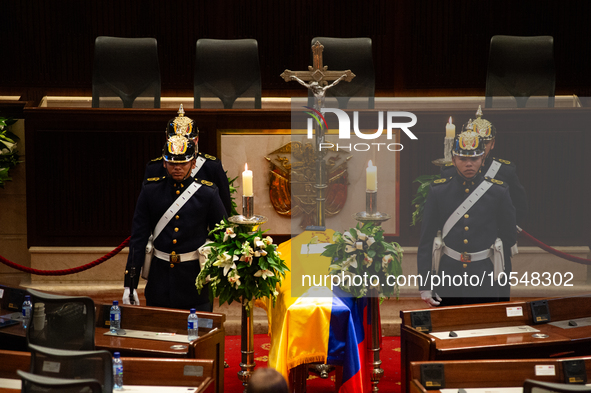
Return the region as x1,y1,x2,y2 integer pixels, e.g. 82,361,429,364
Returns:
246,367,289,393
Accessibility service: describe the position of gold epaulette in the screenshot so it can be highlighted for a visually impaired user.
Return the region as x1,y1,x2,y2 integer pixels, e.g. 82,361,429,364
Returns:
196,178,214,186
493,157,512,165
146,176,165,182
433,177,451,185
150,156,163,162
485,177,505,186
445,162,454,167
198,152,218,161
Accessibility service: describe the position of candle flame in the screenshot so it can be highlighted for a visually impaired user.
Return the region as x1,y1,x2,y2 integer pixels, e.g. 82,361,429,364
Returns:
368,160,373,167
245,163,248,171
448,116,453,124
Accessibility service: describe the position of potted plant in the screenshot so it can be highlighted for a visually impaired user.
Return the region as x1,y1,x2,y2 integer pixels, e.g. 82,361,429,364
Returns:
0,116,19,188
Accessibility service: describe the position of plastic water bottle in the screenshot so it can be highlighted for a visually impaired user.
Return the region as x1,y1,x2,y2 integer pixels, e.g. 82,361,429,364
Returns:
110,300,121,333
112,352,123,390
188,308,199,341
22,295,32,329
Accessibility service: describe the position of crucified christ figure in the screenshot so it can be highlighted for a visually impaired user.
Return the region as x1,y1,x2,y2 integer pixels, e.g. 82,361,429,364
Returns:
290,73,348,109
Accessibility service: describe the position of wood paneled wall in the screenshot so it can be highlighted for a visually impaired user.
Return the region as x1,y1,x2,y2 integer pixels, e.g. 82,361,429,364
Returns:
2,1,591,99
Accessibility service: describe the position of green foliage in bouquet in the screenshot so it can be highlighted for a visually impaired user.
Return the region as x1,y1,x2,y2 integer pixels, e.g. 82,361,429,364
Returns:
410,174,441,226
321,223,403,299
0,116,19,188
226,173,240,217
196,218,289,310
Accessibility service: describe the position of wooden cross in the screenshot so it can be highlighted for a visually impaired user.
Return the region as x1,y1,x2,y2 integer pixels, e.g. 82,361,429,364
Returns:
280,41,355,85
280,41,355,228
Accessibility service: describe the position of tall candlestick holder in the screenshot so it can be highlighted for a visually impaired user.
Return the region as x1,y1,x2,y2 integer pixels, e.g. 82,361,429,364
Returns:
353,189,390,392
236,297,255,393
229,196,267,232
432,137,454,167
353,190,391,223
229,196,268,392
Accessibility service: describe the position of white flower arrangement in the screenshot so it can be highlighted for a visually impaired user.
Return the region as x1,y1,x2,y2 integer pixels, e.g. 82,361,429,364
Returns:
196,218,289,310
321,223,403,299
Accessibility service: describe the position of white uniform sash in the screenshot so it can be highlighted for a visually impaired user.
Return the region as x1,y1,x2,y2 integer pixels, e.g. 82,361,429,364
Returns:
142,181,202,279
442,181,493,239
484,159,502,179
191,155,207,178
153,181,202,239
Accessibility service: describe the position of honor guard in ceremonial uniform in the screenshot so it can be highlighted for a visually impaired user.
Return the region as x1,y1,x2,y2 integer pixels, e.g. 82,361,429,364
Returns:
124,135,227,311
143,104,233,215
419,131,517,307
441,106,527,301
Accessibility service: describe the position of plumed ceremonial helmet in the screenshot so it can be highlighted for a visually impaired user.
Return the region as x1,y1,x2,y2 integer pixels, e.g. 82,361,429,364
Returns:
463,105,496,141
163,135,196,162
453,124,485,157
166,104,199,140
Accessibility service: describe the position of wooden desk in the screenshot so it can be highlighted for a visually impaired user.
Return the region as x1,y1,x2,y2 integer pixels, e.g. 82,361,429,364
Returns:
0,304,225,393
543,296,591,346
95,304,225,393
401,298,591,393
0,349,215,393
408,356,591,393
0,314,26,352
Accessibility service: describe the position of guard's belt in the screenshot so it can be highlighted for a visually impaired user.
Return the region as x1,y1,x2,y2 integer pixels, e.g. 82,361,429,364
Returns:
443,246,493,263
154,248,200,264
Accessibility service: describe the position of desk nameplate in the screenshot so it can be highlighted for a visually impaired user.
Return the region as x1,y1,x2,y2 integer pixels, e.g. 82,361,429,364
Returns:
0,378,20,389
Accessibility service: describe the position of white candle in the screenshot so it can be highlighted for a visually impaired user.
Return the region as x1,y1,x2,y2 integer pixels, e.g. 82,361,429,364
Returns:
446,116,455,138
366,160,377,191
242,163,253,197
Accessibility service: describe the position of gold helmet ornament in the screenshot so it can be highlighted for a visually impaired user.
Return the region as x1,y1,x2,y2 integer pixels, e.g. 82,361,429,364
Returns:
166,104,199,139
163,135,196,162
453,123,485,157
469,105,496,141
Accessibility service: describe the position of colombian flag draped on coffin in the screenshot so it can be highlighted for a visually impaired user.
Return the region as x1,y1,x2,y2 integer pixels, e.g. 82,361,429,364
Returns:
257,230,378,393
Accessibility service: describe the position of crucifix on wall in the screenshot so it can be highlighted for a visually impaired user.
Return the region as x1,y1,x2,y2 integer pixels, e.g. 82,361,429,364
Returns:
281,40,355,228
281,41,355,110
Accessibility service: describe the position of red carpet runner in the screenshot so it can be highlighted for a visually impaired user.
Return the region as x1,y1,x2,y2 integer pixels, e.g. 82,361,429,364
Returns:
223,334,401,392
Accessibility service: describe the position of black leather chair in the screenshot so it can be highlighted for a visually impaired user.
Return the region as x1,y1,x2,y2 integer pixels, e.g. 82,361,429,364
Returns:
28,343,113,392
485,35,555,108
18,370,102,393
92,36,161,108
194,38,262,109
309,37,375,109
26,289,95,350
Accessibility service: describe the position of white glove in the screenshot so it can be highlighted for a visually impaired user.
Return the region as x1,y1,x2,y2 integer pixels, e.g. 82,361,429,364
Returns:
420,290,441,307
123,287,140,305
